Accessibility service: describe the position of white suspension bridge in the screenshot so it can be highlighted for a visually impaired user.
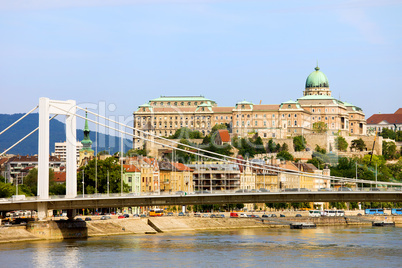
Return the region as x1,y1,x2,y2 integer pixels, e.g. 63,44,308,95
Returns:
1,98,401,220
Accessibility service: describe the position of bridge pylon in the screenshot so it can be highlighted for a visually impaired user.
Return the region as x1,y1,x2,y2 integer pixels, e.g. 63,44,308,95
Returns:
38,98,77,219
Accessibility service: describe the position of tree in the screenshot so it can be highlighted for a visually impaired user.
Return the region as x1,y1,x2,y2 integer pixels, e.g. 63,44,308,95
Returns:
24,168,55,196
383,140,397,160
125,144,147,157
77,157,129,194
314,145,326,154
267,139,277,153
254,136,266,154
281,143,289,152
362,154,385,167
0,181,15,198
351,138,366,151
293,136,306,152
235,138,257,158
313,121,328,133
276,151,294,161
335,136,348,152
168,127,203,140
211,123,227,133
307,157,324,169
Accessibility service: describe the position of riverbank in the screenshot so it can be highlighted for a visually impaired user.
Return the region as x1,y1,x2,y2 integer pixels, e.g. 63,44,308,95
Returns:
0,214,401,243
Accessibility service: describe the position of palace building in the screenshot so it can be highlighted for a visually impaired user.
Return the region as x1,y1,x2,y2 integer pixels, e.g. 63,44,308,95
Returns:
133,65,366,148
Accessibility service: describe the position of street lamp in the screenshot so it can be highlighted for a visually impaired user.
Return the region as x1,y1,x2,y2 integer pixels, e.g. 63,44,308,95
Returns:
82,169,85,198
107,169,110,196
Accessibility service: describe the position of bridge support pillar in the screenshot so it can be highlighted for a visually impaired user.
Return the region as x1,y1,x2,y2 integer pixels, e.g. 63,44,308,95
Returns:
67,209,76,220
37,203,48,221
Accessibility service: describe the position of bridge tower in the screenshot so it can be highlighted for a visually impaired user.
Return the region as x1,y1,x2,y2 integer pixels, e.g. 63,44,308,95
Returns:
38,97,77,219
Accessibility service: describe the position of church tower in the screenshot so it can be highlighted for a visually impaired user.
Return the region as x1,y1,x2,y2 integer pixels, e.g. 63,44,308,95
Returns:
78,111,94,166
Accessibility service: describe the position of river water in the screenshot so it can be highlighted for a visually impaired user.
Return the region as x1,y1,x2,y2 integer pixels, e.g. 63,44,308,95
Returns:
0,226,401,267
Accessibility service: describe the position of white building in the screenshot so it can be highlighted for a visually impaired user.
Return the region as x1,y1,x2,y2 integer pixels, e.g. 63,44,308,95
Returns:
52,141,83,163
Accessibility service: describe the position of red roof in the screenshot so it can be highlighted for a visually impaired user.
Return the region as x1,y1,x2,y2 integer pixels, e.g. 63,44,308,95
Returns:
54,172,66,183
253,104,280,111
0,158,8,166
172,162,193,172
213,107,233,113
218,129,231,142
367,109,402,124
123,164,140,172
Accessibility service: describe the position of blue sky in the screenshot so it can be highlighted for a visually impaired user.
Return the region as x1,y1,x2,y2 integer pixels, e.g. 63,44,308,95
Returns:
1,0,401,131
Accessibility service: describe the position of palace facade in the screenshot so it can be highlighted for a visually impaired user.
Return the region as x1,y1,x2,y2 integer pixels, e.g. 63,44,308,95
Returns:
133,65,366,148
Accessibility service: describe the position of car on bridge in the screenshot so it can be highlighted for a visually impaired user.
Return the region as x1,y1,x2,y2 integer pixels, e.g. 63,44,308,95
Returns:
235,189,250,193
370,188,381,191
259,188,270,192
338,187,352,191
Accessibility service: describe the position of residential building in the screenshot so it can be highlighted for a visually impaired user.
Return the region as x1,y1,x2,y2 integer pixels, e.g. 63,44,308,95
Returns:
159,161,193,193
187,161,241,192
3,155,64,184
123,164,141,194
126,156,159,193
366,108,402,134
52,141,83,163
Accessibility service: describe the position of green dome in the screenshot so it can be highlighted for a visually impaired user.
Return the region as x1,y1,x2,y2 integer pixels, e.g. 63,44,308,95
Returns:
305,66,329,88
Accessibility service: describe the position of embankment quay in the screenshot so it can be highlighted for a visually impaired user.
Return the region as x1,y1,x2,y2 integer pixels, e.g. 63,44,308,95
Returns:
0,213,401,243
1,191,401,211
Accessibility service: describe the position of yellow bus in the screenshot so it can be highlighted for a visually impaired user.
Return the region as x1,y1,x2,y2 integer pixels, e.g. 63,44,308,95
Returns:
149,209,164,217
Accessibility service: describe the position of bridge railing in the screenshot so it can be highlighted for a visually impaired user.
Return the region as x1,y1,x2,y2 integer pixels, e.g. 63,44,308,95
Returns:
0,187,401,203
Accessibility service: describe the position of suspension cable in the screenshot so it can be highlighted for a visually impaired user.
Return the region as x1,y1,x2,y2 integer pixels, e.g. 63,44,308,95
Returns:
76,105,317,177
58,104,399,185
0,114,58,156
0,105,39,136
75,105,377,184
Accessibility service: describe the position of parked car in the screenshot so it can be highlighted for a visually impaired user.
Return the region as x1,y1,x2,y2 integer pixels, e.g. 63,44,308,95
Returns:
175,191,186,195
239,213,248,218
178,212,185,216
84,217,92,221
123,214,130,218
118,215,125,219
271,214,277,217
235,189,250,193
295,214,302,217
202,214,209,218
210,214,217,218
218,214,225,218
167,212,174,216
338,187,352,191
139,214,147,218
299,188,311,192
259,188,270,192
4,222,12,226
370,188,381,191
76,218,84,221
357,213,363,216
262,214,269,218
280,214,286,217
318,188,333,191
133,214,139,217
194,213,201,217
